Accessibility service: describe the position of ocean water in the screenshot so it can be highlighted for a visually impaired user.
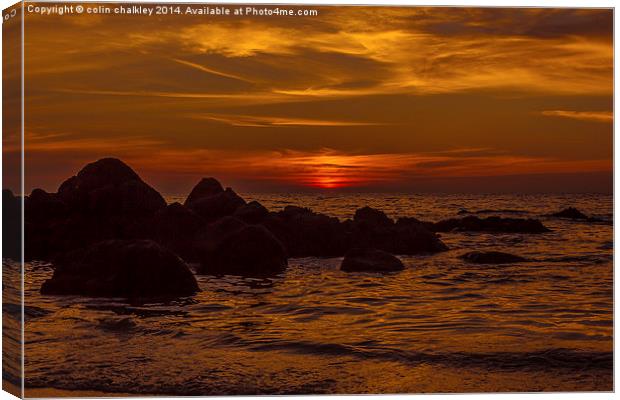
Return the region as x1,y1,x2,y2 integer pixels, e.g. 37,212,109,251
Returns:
10,193,613,394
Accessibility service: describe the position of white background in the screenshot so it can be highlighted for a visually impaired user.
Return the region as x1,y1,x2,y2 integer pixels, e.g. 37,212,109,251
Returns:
0,0,616,399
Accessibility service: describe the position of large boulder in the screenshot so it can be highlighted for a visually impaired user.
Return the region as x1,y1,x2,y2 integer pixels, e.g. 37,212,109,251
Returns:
459,251,527,264
40,240,199,298
25,158,168,260
341,248,405,273
197,223,287,276
184,178,246,222
58,158,165,216
431,216,550,233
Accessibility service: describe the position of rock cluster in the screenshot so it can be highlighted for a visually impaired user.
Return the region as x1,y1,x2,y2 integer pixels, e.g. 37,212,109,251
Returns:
23,157,557,297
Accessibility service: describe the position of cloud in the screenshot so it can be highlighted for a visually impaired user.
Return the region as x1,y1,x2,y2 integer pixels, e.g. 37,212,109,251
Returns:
171,58,253,83
541,110,613,123
189,113,385,127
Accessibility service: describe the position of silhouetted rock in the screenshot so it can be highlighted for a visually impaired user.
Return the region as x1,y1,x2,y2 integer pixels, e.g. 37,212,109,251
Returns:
198,223,287,276
341,248,404,272
185,181,246,222
25,188,67,222
431,216,550,233
3,189,21,261
459,251,527,264
261,206,347,257
184,177,224,207
26,158,167,260
550,207,601,222
58,158,165,215
354,206,392,227
146,202,206,261
551,207,588,220
349,208,448,255
41,240,199,298
233,200,269,224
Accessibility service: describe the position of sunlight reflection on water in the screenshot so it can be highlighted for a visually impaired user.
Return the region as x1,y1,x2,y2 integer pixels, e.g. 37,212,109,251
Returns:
18,193,612,395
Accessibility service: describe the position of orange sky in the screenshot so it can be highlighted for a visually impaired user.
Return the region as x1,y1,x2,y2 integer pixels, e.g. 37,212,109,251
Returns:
6,5,613,194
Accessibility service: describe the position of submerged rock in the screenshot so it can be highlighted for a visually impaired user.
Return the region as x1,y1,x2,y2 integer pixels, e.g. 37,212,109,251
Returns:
459,251,527,264
341,248,405,272
41,240,199,298
550,207,601,222
431,216,550,233
197,223,287,276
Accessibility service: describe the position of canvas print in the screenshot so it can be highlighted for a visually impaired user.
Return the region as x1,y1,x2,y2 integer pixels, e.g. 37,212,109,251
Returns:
2,2,613,396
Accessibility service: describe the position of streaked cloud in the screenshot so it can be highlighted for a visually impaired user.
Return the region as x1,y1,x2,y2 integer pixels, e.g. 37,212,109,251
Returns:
541,110,613,123
190,113,385,127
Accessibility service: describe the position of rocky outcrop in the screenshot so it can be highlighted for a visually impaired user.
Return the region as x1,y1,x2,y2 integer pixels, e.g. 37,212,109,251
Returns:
341,248,405,272
197,221,287,276
431,216,550,234
40,240,199,298
459,251,527,264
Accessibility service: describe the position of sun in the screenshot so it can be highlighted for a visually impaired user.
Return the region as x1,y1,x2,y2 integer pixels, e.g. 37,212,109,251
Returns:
312,176,344,189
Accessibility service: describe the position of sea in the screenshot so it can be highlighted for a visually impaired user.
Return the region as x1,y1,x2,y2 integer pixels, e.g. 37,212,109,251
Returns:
5,193,613,395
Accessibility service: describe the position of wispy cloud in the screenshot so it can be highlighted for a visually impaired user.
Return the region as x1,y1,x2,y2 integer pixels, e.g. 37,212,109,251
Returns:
171,58,253,83
190,113,385,127
541,110,613,123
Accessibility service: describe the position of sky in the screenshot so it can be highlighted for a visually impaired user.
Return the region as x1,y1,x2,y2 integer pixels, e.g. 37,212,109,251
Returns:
6,5,613,194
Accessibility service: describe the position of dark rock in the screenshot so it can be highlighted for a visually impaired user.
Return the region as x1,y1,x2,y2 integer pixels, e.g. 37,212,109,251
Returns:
58,158,165,215
145,202,206,261
40,240,199,298
261,206,347,257
354,206,393,227
431,216,550,233
186,186,246,223
341,248,404,272
197,224,287,276
349,209,448,255
184,178,224,207
26,158,167,260
25,188,67,222
3,189,21,261
550,207,601,222
233,200,269,224
459,251,527,264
